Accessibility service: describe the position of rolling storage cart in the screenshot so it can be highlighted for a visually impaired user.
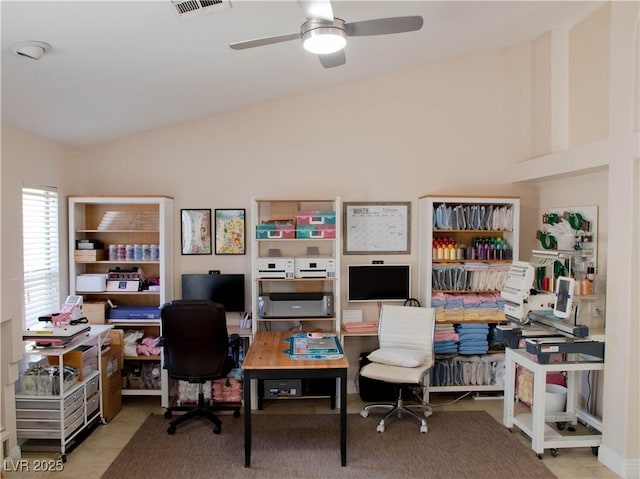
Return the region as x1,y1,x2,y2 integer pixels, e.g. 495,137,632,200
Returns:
15,325,113,462
503,347,604,458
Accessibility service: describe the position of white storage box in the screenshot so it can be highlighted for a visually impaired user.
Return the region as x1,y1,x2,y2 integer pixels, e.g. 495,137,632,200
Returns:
76,274,107,292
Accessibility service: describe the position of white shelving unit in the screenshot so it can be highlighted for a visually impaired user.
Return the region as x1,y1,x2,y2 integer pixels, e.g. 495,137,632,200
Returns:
250,198,341,336
418,195,520,396
15,325,112,462
68,196,174,407
250,198,341,406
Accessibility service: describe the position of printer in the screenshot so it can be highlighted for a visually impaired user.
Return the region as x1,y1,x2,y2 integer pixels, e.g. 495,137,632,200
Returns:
294,256,336,278
256,257,294,279
258,292,334,318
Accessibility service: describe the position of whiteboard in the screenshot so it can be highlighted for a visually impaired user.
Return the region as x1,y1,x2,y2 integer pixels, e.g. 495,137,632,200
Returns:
343,202,411,254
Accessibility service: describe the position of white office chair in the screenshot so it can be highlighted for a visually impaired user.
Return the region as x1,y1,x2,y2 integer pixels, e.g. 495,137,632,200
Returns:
359,304,435,433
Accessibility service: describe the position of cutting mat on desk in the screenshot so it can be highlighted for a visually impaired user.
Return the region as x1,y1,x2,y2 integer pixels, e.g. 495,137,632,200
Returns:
284,333,344,360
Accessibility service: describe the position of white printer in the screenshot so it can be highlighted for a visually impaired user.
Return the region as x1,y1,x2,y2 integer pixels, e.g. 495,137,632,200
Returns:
256,257,294,279
295,257,336,278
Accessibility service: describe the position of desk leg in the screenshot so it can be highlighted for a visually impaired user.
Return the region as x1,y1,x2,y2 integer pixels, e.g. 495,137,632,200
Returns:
503,349,516,428
244,375,252,467
340,370,347,467
532,364,546,455
566,370,578,425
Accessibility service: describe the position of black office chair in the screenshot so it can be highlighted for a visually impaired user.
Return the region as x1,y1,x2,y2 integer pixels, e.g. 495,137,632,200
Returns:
161,299,238,435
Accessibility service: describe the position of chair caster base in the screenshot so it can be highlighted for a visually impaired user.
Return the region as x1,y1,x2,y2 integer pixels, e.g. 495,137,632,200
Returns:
167,425,176,434
360,410,369,418
420,421,428,433
376,422,385,433
213,424,221,434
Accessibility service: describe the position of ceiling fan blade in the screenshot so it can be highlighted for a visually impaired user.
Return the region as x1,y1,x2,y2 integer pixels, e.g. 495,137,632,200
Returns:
229,32,300,50
318,50,346,68
345,16,423,37
297,0,334,22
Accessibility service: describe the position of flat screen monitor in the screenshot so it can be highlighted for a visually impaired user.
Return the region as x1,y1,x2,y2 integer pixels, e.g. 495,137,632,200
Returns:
181,273,246,312
347,264,411,302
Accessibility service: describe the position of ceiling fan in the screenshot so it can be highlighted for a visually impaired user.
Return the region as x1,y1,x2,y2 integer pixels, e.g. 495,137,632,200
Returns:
229,0,423,68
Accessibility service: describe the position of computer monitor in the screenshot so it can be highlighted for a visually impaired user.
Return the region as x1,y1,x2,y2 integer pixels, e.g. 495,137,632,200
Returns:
347,264,411,302
181,273,246,312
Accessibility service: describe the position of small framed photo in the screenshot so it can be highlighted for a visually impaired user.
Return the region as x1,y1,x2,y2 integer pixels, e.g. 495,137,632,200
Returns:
181,209,212,255
215,209,246,255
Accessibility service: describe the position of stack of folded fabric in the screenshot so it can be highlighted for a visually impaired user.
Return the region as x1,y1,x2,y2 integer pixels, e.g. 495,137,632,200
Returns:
431,292,448,323
211,377,242,403
434,324,459,354
455,323,489,355
442,294,464,322
462,293,482,321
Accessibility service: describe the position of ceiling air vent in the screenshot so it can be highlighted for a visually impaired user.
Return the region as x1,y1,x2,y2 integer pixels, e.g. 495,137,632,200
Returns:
171,0,231,18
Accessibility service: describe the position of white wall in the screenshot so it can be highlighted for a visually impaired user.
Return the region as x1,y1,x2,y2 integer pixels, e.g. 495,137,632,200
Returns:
0,123,82,459
515,3,639,476
79,48,538,318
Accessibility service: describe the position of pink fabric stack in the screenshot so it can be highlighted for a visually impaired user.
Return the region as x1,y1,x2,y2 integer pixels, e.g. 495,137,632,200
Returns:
211,377,242,403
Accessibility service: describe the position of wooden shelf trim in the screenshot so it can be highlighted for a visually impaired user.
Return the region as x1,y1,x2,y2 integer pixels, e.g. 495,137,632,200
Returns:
432,260,512,264
75,260,159,264
433,229,514,234
124,355,161,361
79,291,160,295
76,229,160,233
256,317,336,322
256,277,336,282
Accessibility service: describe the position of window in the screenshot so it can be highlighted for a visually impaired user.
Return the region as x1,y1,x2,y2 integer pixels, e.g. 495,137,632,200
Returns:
22,186,60,329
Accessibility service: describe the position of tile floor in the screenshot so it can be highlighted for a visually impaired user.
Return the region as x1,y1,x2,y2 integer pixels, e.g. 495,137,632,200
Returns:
3,392,621,479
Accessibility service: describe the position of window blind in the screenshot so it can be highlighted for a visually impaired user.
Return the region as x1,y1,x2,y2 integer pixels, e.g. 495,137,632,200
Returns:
22,186,60,329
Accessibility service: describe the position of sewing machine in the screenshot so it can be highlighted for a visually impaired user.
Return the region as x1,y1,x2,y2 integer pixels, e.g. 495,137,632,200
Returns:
501,261,555,324
498,262,604,363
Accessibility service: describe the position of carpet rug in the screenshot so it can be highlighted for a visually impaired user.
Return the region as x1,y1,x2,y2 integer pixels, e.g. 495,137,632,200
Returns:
102,410,555,479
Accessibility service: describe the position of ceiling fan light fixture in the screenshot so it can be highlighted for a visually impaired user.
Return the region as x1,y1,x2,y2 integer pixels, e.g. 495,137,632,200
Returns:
302,19,346,55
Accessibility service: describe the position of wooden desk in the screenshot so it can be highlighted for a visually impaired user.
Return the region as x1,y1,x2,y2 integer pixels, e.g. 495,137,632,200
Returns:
242,331,349,467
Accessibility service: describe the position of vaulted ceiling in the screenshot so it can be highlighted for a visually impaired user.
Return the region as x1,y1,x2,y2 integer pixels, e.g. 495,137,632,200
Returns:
1,1,601,148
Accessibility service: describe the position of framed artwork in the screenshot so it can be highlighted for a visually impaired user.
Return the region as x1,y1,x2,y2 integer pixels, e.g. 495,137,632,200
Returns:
215,209,246,255
181,209,212,255
343,201,411,254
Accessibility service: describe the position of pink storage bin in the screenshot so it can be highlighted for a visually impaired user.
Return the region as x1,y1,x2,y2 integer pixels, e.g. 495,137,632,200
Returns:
296,210,336,225
317,224,336,238
274,224,295,239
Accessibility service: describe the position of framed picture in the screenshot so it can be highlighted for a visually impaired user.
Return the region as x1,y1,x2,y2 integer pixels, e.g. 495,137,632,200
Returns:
215,209,246,255
181,209,212,255
343,201,411,254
